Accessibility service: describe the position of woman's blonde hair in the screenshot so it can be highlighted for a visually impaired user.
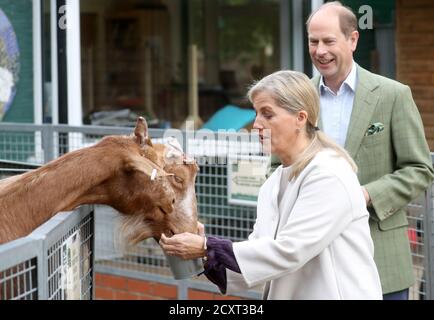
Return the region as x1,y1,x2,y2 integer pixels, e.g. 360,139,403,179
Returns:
247,70,357,180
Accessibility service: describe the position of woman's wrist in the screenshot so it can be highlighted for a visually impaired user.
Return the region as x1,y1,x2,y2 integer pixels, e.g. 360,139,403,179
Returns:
203,236,208,261
204,236,241,273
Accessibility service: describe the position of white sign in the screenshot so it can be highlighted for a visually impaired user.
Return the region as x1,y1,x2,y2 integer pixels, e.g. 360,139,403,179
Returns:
227,155,270,206
60,230,82,300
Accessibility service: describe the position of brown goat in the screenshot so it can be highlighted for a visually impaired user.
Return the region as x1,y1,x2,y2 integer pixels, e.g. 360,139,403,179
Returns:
0,117,199,245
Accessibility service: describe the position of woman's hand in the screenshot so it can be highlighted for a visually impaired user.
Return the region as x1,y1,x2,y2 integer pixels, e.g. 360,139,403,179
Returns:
159,232,205,260
159,222,206,260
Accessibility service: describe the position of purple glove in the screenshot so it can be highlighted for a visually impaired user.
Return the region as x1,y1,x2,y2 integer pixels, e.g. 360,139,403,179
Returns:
202,236,241,294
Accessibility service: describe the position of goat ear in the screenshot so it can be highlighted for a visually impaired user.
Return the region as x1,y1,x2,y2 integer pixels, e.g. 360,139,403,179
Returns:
134,117,148,147
125,155,154,176
125,154,173,179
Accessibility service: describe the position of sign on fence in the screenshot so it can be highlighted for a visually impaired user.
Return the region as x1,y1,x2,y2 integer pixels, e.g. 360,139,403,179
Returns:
227,155,270,206
61,230,81,300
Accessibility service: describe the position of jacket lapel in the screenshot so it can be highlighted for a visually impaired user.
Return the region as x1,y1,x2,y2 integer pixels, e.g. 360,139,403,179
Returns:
344,67,380,158
312,66,380,159
257,167,281,237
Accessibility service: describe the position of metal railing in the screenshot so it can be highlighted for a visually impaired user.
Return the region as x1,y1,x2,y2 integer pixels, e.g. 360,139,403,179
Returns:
0,205,94,300
0,122,433,300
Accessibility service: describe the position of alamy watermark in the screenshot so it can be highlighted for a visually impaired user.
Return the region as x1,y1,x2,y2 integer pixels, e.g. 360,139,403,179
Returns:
161,121,271,166
58,5,68,30
358,5,373,30
57,4,374,31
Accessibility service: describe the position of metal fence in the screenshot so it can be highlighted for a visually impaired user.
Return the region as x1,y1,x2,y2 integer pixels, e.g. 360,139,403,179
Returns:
0,203,94,300
407,156,434,300
0,122,433,300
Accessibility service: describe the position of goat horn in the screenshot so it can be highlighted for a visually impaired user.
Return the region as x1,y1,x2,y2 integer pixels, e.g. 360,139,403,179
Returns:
134,117,148,147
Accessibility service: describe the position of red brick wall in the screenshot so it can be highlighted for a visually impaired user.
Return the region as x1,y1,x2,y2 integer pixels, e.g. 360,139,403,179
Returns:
95,273,245,300
396,0,434,150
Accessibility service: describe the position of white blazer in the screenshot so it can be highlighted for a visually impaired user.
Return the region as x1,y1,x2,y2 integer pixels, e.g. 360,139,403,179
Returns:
227,149,382,300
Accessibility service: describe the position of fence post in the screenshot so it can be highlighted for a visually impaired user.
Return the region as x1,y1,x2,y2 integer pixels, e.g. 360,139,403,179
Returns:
178,280,189,300
34,238,48,300
425,183,434,300
89,207,96,300
42,125,54,163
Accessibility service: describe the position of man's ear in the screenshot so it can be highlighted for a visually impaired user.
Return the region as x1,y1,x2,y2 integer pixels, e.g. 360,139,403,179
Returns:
350,30,359,52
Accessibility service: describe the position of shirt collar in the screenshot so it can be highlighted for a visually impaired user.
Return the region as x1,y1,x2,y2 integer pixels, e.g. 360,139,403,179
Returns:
319,61,357,94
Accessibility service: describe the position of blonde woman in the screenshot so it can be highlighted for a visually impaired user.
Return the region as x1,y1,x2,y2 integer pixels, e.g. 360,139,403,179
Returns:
160,70,382,300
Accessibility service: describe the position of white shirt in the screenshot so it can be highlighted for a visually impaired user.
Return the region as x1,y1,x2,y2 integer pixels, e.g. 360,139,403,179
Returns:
226,149,382,299
319,62,357,147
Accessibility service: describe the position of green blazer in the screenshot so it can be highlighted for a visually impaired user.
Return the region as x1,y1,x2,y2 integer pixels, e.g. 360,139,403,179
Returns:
311,66,434,294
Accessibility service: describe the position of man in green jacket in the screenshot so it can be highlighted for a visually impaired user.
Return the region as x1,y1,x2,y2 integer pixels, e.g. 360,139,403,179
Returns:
300,2,433,299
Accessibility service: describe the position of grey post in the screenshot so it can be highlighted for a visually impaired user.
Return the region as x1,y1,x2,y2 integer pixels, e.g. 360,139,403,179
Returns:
425,184,434,300
42,125,55,163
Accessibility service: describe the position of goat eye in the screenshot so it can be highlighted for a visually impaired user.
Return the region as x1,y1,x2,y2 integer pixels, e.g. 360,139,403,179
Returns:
174,176,183,184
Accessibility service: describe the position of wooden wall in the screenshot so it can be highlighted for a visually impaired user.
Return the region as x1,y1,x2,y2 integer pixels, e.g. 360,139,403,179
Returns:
396,0,434,150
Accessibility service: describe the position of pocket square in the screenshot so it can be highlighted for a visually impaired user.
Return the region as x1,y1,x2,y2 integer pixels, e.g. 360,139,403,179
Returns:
365,122,384,136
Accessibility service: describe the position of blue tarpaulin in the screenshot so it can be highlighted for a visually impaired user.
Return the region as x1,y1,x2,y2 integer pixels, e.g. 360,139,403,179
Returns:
201,105,255,131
